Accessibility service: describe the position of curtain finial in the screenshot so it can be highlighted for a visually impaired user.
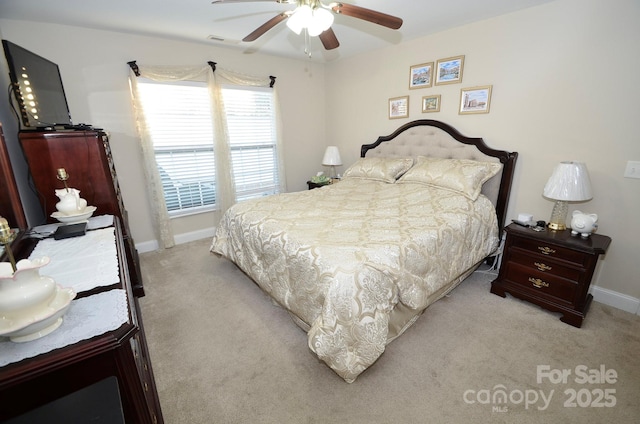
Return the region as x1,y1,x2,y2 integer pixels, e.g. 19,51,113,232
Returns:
269,76,276,88
127,61,140,77
208,61,217,72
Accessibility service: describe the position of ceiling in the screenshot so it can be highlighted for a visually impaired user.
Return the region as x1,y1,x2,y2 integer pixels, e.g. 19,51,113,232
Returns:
0,0,554,62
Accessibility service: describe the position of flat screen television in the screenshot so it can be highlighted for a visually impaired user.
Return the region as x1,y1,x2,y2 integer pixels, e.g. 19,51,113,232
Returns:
2,39,72,129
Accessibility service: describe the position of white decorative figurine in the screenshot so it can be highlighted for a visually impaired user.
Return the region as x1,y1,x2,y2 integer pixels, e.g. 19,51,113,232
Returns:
570,210,598,238
54,188,88,215
51,168,96,224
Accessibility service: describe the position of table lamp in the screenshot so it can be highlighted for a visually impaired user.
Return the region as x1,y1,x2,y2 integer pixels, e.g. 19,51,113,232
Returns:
542,161,593,231
322,146,342,179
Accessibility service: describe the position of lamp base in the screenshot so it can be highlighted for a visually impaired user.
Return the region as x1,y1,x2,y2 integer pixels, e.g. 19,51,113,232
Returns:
548,200,568,231
547,222,566,231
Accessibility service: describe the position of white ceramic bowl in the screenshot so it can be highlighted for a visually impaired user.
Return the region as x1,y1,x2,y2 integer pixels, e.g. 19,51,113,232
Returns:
0,286,76,342
0,257,56,319
51,206,97,224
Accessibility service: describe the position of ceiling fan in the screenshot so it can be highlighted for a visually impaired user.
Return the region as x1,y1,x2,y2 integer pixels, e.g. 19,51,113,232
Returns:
211,0,403,52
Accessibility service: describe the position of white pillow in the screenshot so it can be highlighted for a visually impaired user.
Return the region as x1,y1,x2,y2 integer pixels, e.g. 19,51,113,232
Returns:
342,157,414,183
397,156,502,200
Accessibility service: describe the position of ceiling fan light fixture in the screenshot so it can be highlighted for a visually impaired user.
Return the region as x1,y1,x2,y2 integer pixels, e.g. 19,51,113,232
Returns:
222,0,403,53
308,7,334,36
286,5,312,35
286,3,333,37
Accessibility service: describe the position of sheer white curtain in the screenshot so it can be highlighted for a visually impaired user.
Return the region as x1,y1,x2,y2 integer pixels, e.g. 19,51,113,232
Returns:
128,64,285,249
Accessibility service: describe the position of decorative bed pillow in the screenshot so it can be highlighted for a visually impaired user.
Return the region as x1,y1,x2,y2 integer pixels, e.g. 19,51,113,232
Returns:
342,157,414,183
397,156,502,200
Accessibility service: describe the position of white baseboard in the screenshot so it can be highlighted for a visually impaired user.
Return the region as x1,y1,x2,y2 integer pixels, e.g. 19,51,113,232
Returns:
590,285,640,315
136,239,159,254
174,227,216,245
135,227,216,254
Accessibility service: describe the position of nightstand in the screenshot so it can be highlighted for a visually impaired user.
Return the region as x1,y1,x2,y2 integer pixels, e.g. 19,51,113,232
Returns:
490,223,611,327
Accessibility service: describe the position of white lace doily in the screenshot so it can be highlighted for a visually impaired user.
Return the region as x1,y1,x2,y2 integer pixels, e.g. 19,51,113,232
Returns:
28,227,119,293
0,289,129,366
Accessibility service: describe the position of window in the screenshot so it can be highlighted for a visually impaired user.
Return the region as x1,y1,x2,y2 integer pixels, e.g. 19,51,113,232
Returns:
222,86,280,202
136,80,280,216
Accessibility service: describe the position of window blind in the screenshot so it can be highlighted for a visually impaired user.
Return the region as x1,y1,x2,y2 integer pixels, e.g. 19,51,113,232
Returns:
136,79,280,216
137,80,215,215
222,86,279,202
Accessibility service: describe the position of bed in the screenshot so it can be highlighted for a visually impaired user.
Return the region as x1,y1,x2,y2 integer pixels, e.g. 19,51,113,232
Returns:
210,119,517,382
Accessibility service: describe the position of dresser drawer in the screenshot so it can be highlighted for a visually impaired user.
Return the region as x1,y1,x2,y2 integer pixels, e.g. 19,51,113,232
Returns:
509,249,583,281
511,237,587,266
503,261,578,305
130,334,158,422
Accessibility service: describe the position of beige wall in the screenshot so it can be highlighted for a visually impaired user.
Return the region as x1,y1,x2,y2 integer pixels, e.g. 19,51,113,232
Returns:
325,0,640,301
1,0,638,304
0,20,327,247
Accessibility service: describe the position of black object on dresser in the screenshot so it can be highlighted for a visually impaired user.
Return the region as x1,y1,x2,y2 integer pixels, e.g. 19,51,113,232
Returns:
491,223,611,327
18,130,145,297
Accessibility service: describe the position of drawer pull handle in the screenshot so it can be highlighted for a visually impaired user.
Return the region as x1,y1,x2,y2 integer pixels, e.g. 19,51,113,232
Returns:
534,262,552,272
529,277,550,288
538,246,556,255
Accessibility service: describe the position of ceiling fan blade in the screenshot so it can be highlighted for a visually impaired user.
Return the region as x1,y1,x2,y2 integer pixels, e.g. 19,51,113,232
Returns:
330,3,403,30
319,28,340,50
242,12,289,42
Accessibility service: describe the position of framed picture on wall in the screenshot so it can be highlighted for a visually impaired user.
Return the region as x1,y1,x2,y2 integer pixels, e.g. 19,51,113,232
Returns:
421,95,441,113
459,85,492,114
435,55,464,85
389,96,409,119
409,62,433,89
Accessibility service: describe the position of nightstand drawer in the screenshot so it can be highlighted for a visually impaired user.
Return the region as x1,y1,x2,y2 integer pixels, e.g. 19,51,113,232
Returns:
504,262,578,305
509,249,582,281
511,237,587,266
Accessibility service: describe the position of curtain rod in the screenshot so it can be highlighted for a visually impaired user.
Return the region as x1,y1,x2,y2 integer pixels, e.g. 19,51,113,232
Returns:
127,60,276,87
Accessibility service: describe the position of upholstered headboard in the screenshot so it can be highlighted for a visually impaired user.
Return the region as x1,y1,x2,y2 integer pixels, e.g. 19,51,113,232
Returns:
361,120,518,232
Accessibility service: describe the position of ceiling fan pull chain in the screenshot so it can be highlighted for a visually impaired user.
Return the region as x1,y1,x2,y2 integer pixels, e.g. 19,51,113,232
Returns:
304,28,312,58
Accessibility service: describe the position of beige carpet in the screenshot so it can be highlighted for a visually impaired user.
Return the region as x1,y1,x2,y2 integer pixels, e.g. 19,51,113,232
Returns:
139,238,640,424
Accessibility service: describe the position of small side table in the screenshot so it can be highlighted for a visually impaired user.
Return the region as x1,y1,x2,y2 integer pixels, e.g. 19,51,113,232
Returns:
490,223,611,327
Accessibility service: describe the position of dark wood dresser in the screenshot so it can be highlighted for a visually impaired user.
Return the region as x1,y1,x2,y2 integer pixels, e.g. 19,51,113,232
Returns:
0,219,163,423
490,223,611,327
18,130,144,297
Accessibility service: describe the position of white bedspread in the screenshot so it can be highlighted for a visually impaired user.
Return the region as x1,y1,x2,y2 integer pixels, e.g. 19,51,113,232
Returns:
210,178,499,382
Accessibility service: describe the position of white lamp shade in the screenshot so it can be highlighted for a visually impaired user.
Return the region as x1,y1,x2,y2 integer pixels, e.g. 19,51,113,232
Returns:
286,5,312,35
322,146,342,166
286,5,333,37
307,8,334,36
543,161,593,201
